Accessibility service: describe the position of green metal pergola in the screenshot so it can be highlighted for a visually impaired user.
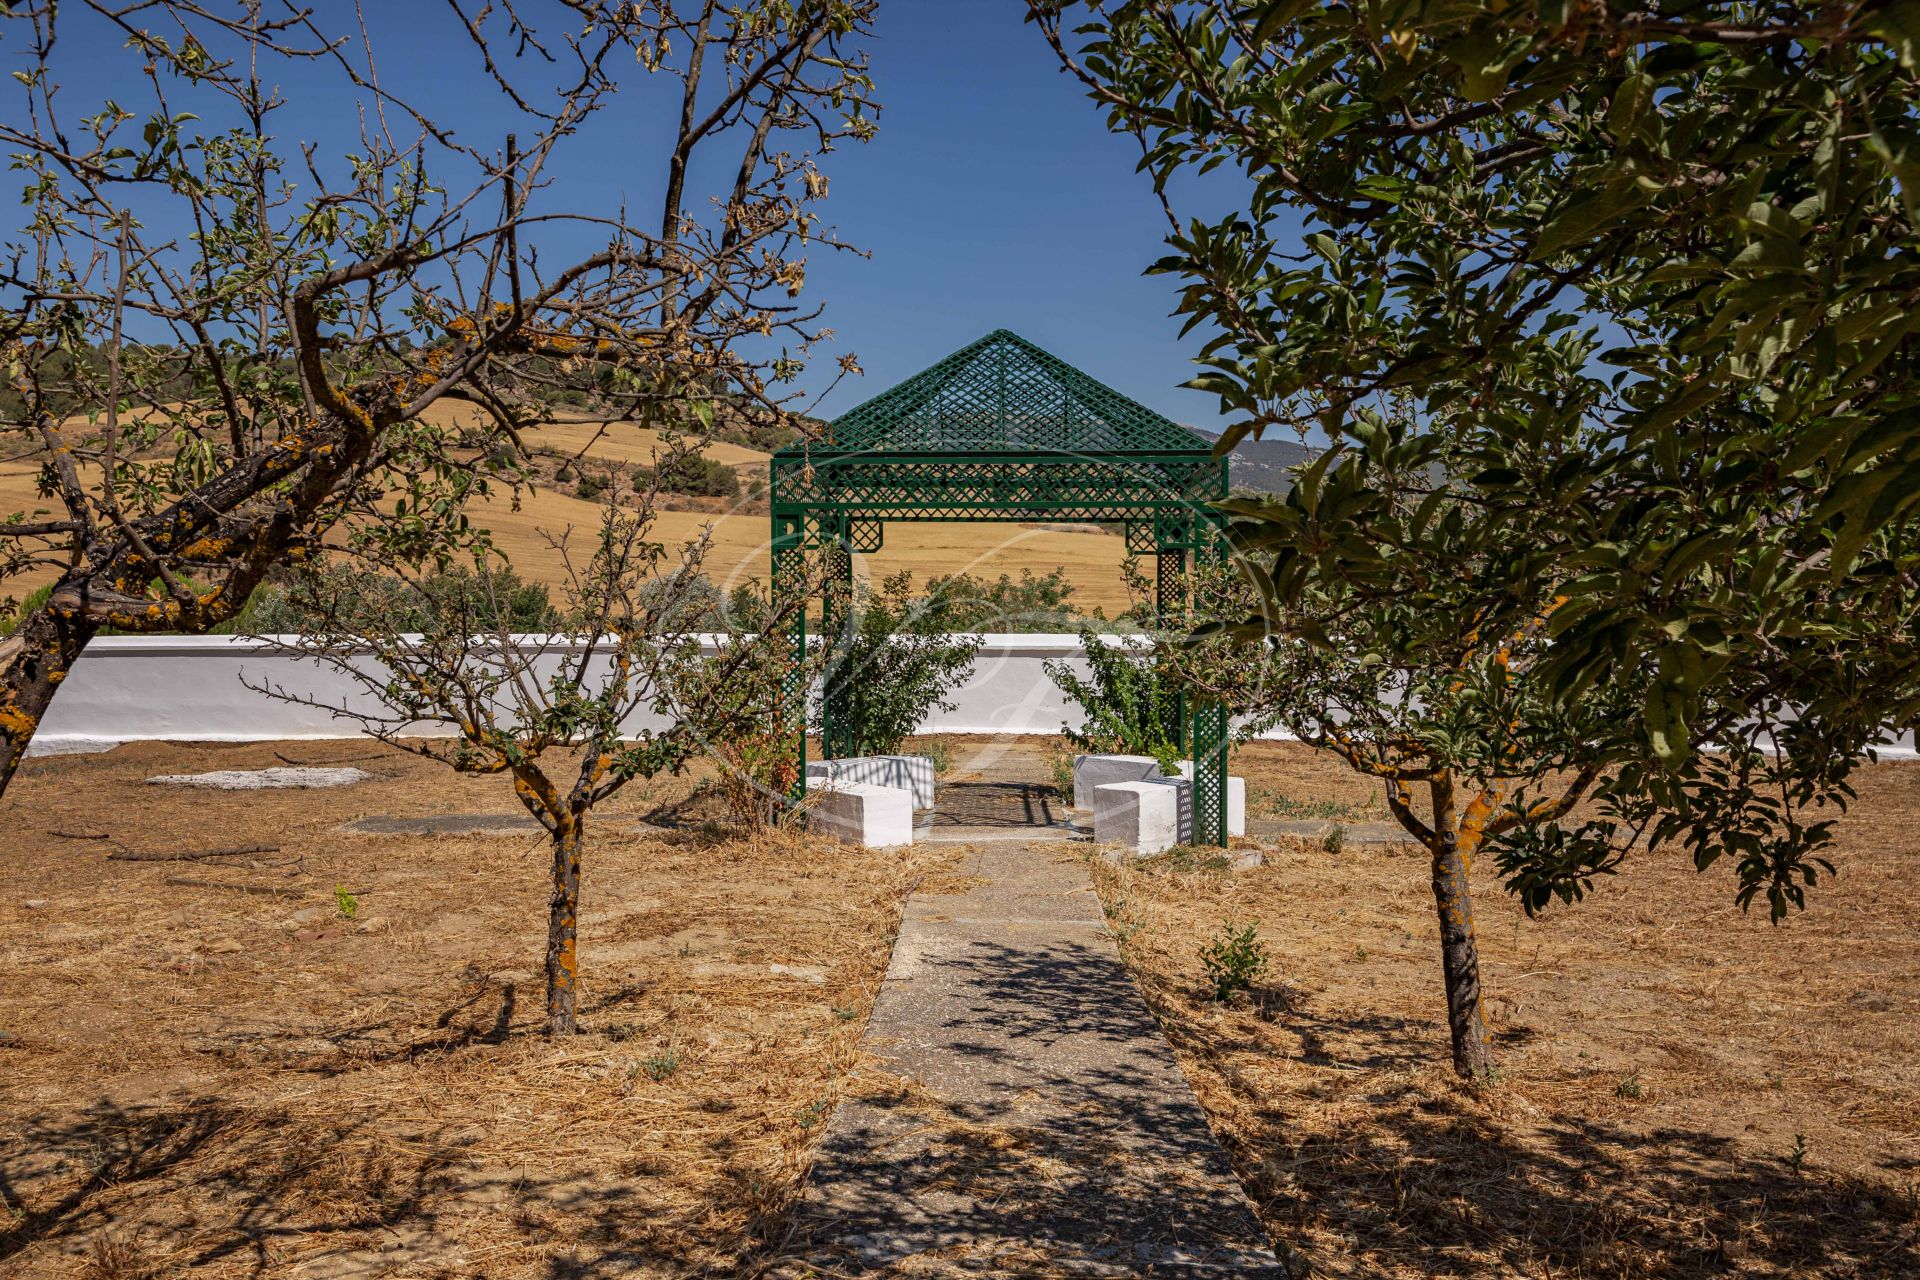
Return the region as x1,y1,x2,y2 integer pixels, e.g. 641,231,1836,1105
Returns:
769,328,1234,845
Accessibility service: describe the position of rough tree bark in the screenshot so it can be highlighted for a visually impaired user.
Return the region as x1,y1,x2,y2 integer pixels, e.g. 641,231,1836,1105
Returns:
545,818,585,1036
0,606,99,795
1427,774,1496,1079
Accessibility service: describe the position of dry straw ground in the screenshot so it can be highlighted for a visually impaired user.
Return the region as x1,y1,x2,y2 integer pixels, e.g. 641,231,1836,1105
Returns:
1101,740,1920,1279
0,740,944,1278
8,735,1916,1278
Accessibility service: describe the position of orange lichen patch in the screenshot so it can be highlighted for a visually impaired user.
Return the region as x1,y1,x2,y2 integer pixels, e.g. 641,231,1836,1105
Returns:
0,702,38,740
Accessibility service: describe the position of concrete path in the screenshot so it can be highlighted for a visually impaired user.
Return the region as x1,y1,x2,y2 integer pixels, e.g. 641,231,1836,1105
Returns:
776,842,1285,1276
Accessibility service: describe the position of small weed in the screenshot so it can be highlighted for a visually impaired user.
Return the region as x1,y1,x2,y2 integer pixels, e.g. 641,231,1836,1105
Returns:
921,737,953,775
82,1236,162,1280
1322,824,1348,856
1164,844,1232,873
1787,1133,1810,1174
1201,921,1269,1000
794,1098,830,1131
1616,1073,1642,1100
333,884,358,921
1353,945,1369,961
1252,787,1382,822
1103,895,1129,921
831,1005,858,1021
643,1047,679,1081
1048,748,1077,800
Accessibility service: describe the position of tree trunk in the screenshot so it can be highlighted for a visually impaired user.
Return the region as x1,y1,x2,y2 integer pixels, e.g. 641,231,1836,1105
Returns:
1429,825,1495,1079
544,818,584,1035
0,606,97,799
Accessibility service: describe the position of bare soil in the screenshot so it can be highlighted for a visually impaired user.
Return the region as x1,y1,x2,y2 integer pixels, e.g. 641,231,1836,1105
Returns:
1099,738,1920,1278
0,740,940,1278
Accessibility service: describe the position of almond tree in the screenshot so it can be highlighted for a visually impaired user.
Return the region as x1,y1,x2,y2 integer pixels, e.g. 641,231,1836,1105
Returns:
0,0,877,793
1037,1,1920,1075
252,510,820,1035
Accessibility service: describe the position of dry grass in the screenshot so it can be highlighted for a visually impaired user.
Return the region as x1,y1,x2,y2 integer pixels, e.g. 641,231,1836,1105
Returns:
1097,739,1920,1278
0,740,943,1278
2,407,1136,612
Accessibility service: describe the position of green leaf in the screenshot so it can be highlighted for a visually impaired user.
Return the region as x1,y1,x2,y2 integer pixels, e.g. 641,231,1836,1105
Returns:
1867,0,1920,67
1531,183,1650,261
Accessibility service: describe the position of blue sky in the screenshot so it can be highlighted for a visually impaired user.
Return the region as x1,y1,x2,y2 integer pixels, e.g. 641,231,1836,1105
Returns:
792,4,1235,429
10,2,1250,431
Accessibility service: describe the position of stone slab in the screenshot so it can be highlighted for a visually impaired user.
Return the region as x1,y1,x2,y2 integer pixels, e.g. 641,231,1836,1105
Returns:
777,842,1282,1276
807,754,936,809
1071,753,1164,810
148,766,373,790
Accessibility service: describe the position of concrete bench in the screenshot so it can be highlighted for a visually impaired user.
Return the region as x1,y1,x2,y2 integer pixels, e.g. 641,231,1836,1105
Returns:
806,754,935,810
1072,753,1164,810
1075,754,1246,839
1171,762,1247,838
807,778,916,848
1092,780,1182,856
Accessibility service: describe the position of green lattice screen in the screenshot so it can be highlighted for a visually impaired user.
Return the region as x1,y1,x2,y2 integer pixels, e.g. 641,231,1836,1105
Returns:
821,328,1213,455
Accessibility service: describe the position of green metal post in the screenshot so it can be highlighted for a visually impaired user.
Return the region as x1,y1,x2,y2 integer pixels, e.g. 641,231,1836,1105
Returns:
819,516,855,759
1188,519,1231,847
1155,542,1189,755
771,512,808,803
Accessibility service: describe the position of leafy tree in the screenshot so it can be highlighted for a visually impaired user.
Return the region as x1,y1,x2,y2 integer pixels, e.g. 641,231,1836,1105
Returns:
254,510,808,1035
1045,627,1186,770
1152,428,1643,1077
820,570,984,757
0,0,878,794
917,567,1084,632
1036,2,1920,1074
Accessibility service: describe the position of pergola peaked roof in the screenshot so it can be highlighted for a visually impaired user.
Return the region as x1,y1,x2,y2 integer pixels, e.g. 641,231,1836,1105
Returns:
818,328,1213,455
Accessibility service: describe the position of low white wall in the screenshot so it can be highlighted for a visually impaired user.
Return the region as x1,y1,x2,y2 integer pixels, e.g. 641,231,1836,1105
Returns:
35,634,1913,759
29,633,1149,752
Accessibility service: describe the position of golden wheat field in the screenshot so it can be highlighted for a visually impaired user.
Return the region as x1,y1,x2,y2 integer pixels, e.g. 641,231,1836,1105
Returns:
1,412,1135,613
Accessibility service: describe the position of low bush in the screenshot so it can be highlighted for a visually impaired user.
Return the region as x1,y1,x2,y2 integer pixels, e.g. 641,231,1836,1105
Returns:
634,454,738,498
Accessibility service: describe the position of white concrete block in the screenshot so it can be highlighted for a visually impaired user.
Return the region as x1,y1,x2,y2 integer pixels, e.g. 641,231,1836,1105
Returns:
805,754,935,809
1093,780,1181,856
807,779,915,847
1172,762,1247,838
1073,754,1165,809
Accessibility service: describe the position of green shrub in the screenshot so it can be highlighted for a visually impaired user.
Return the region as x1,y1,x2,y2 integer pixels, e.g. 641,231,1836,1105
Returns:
634,453,738,498
1045,628,1185,771
916,568,1080,632
575,472,610,501
258,563,561,635
1201,922,1269,1000
820,571,983,757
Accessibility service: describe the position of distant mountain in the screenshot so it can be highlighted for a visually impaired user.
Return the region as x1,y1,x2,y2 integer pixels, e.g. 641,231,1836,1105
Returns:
1192,427,1316,495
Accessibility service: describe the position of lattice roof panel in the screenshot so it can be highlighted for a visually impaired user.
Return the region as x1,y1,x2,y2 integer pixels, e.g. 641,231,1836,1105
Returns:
807,329,1214,455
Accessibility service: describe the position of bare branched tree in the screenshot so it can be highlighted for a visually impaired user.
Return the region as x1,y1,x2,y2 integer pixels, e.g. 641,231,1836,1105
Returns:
249,509,822,1035
0,0,877,793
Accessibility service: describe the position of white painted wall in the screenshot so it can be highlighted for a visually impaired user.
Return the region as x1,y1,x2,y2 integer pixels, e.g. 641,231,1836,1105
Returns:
30,634,1916,758
28,633,1148,752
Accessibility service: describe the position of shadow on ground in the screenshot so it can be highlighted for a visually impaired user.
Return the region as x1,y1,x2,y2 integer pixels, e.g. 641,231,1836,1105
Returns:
1141,976,1920,1279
